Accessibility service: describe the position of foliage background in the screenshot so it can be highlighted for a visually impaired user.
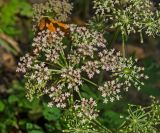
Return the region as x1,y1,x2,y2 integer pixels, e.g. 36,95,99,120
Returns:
0,0,160,133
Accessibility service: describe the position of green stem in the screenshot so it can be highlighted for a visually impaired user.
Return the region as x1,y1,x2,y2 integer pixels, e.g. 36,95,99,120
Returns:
77,90,82,99
93,119,111,132
36,59,64,68
55,61,64,68
110,29,120,46
82,77,98,87
50,69,62,73
140,32,144,44
122,33,126,58
70,93,74,106
60,50,68,66
63,129,105,133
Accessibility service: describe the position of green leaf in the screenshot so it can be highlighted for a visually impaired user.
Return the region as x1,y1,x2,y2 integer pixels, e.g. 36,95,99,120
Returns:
103,111,123,128
8,95,19,104
11,80,24,91
19,2,33,17
0,28,3,33
0,0,32,36
43,105,61,121
0,101,5,112
0,123,6,133
45,123,56,132
28,131,44,133
81,84,98,99
26,123,44,133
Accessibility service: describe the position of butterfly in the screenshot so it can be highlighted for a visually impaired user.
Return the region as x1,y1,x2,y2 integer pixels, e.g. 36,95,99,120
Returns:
37,16,69,34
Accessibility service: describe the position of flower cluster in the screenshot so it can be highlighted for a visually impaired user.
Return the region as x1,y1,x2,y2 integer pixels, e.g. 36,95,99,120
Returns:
44,85,70,108
98,49,121,71
16,53,34,73
62,98,103,133
15,0,156,132
120,97,160,133
32,29,66,61
24,62,51,100
74,98,99,121
98,81,122,103
61,67,82,91
69,25,106,61
82,61,100,79
17,24,148,107
112,57,149,91
32,0,73,31
17,25,106,107
93,0,160,37
88,14,107,32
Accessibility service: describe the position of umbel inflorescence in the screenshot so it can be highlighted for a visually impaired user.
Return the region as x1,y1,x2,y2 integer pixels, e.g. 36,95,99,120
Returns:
16,25,148,107
120,97,160,133
93,0,160,38
16,0,156,132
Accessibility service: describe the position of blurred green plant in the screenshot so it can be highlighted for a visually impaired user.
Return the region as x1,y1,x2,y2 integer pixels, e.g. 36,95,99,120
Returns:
0,80,62,133
141,57,160,96
0,0,32,36
0,79,160,133
0,0,32,55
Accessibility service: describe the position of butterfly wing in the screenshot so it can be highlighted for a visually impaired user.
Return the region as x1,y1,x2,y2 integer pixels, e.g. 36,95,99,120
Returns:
46,23,56,32
38,17,69,34
38,18,46,30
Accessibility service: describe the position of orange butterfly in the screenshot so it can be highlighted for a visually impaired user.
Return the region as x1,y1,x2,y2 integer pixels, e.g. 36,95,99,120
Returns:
38,17,69,33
